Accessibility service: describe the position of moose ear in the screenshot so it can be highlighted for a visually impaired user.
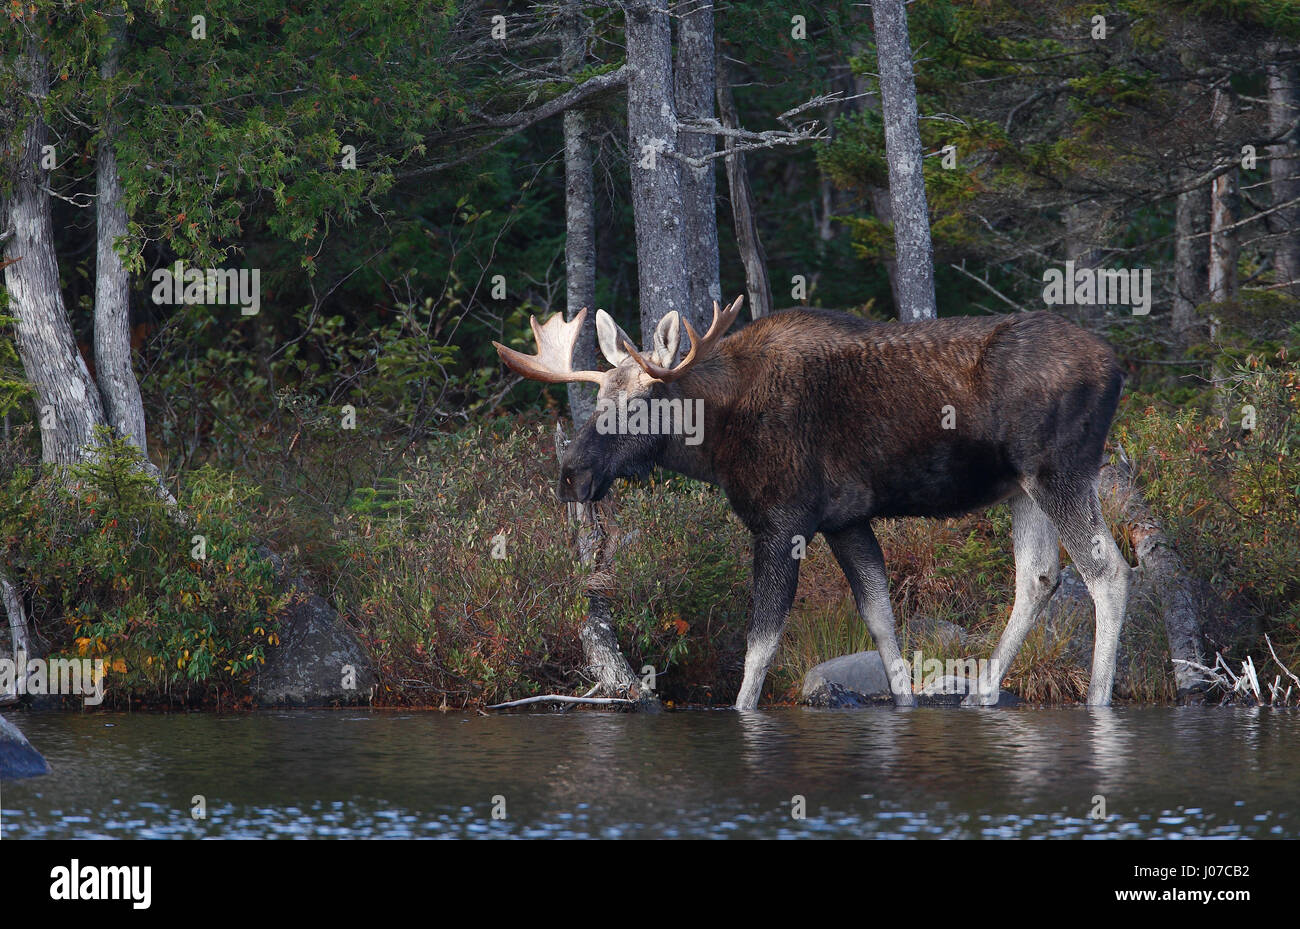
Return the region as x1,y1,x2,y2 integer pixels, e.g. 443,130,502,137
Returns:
596,309,636,367
651,312,681,366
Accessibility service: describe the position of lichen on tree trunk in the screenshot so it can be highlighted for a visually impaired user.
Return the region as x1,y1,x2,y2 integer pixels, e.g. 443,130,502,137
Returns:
871,0,937,322
94,11,150,454
626,0,691,344
2,44,107,466
674,0,720,334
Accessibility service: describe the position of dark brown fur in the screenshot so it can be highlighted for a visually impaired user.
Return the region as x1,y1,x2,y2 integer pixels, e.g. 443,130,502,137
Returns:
558,308,1127,708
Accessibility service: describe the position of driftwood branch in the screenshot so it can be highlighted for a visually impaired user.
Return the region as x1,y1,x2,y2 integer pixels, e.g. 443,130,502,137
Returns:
487,694,636,709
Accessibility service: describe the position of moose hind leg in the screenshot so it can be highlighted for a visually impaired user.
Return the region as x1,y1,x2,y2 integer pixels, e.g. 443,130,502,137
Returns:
735,532,803,710
825,523,915,707
967,492,1061,706
1027,478,1130,706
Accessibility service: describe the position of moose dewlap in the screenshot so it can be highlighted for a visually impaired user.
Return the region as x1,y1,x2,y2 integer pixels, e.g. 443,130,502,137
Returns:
495,299,1130,710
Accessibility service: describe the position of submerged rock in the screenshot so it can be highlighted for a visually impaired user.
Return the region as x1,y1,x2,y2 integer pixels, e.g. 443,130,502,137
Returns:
0,713,49,780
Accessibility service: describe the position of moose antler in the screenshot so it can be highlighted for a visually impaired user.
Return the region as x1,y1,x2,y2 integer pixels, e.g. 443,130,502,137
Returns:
622,295,744,383
492,308,606,384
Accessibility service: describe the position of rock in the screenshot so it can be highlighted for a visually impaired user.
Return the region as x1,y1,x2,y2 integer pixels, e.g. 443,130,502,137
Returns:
802,650,894,706
1042,566,1095,661
904,616,969,650
802,649,1023,708
253,590,376,706
1,713,49,780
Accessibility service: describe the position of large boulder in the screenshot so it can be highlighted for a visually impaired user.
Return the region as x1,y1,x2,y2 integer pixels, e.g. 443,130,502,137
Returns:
252,547,375,707
802,650,895,707
253,590,376,706
1,713,49,780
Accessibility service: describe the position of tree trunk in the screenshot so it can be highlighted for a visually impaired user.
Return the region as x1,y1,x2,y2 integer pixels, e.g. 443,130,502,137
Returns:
1173,184,1210,345
1208,89,1239,306
625,0,691,343
1266,46,1300,298
3,45,107,466
673,0,720,332
1064,201,1107,326
715,49,772,319
0,570,29,705
94,13,149,454
556,426,661,711
871,0,937,322
561,1,599,424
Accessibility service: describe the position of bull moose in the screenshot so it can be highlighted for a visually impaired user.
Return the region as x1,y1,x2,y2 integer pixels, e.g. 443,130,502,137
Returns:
493,296,1129,709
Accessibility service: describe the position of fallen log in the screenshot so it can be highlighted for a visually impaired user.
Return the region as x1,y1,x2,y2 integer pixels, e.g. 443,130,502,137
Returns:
1100,446,1207,701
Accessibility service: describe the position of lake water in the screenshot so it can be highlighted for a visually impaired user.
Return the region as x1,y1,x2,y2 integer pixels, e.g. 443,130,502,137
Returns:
3,707,1296,839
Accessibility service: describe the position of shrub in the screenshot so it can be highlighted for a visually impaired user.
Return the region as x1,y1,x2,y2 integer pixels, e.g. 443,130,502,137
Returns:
1116,354,1300,665
0,435,286,706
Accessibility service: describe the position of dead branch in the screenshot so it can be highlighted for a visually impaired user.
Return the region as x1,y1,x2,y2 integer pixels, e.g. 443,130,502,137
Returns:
486,694,636,709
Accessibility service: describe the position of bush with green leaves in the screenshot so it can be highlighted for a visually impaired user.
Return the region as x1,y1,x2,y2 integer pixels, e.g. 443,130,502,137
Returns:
0,436,286,705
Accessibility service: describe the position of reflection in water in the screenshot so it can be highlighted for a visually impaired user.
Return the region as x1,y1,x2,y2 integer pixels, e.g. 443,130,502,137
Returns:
2,707,1296,838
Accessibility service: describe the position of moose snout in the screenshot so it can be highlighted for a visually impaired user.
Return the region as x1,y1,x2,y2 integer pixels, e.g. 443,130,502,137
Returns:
558,466,594,503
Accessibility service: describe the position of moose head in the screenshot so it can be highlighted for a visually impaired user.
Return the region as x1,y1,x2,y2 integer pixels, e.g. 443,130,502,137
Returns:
492,296,743,504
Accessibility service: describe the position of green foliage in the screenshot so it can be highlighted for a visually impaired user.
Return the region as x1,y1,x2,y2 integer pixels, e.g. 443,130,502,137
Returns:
0,306,30,420
0,435,285,704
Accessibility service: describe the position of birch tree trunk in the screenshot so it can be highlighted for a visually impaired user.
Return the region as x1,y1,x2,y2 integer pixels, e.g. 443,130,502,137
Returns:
715,49,772,319
3,45,107,466
673,0,720,332
94,13,149,453
625,0,691,343
1173,184,1209,345
871,0,937,322
561,0,599,425
1266,47,1300,298
1,570,29,705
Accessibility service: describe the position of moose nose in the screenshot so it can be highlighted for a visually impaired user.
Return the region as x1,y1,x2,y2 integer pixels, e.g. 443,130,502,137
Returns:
558,467,593,502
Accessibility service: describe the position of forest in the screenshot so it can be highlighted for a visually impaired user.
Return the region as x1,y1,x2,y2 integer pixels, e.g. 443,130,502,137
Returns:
1,0,1298,711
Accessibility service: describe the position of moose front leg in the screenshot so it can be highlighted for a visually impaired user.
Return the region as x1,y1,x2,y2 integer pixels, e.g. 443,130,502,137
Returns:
735,531,804,710
825,522,915,707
